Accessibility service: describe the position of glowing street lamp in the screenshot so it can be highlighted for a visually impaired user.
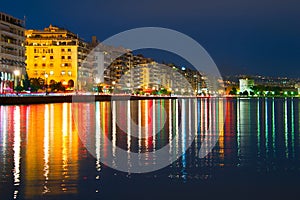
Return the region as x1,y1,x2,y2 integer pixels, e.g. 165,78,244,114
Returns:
14,70,20,76
44,73,48,85
14,70,20,88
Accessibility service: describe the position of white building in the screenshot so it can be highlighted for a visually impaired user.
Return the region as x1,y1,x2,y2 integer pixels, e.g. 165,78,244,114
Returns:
239,78,254,94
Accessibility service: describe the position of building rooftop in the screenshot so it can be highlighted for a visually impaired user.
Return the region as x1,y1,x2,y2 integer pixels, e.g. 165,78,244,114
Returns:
0,12,24,27
26,25,79,40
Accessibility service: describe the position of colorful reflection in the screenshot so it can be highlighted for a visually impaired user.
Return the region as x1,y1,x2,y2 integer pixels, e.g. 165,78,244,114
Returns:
0,98,299,199
0,104,80,199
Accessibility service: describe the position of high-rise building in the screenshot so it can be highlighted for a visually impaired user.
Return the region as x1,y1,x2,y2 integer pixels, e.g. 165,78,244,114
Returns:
118,61,196,95
87,40,204,95
0,12,26,93
85,39,129,87
25,25,90,90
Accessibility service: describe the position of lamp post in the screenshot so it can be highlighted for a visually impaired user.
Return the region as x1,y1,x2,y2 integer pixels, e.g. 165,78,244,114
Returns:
112,81,116,88
95,78,100,94
14,70,20,90
44,73,48,86
111,81,116,94
44,73,48,94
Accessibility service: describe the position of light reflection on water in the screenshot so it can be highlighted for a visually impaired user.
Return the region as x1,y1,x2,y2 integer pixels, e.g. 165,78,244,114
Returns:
0,98,299,199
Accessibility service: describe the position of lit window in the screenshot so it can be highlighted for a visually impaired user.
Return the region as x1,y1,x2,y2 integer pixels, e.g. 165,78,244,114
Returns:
50,71,54,75
61,71,65,75
42,56,46,60
68,71,72,76
34,56,39,59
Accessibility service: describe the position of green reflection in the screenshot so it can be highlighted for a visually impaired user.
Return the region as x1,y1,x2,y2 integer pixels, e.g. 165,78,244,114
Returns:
257,100,261,157
265,98,269,157
272,99,275,153
284,98,288,158
291,99,295,158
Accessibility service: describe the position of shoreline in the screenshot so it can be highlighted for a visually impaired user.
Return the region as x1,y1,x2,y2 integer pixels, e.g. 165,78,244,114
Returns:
0,94,299,105
0,94,197,105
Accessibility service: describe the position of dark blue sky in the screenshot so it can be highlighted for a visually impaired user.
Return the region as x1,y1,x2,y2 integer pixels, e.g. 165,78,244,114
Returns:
2,0,300,77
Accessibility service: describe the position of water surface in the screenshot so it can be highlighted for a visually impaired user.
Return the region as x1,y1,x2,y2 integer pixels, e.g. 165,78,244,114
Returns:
0,98,299,199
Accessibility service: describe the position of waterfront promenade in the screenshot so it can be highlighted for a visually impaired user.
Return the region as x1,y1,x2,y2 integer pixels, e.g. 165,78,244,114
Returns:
0,94,199,105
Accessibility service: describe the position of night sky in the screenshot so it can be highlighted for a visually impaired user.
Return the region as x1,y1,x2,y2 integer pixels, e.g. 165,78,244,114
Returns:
2,0,300,78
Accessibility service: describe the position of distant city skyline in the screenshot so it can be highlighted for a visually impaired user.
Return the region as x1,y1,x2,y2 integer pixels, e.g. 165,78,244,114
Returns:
2,0,300,78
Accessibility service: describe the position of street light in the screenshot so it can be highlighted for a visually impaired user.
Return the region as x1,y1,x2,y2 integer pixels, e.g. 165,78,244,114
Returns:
14,70,20,89
112,81,116,88
44,73,48,85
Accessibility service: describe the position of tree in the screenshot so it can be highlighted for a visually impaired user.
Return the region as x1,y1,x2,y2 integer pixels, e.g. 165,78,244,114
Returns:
229,87,237,95
15,85,23,92
151,90,158,95
159,88,169,95
97,85,103,93
22,72,30,91
50,81,65,92
29,78,43,92
242,91,249,96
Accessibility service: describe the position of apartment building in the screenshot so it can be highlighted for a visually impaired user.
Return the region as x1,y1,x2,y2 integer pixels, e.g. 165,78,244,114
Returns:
0,12,25,92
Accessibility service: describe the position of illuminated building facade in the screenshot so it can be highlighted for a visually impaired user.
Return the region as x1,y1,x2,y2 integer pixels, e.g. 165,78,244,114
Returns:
118,61,197,95
85,38,130,88
239,78,254,94
86,40,204,94
25,25,90,90
0,12,26,93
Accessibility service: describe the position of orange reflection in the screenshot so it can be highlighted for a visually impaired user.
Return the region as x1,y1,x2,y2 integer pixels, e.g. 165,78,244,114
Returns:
25,104,79,199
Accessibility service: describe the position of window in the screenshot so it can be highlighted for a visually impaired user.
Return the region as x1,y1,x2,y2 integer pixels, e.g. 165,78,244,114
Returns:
61,49,65,52
42,56,46,60
64,63,68,67
34,63,38,67
61,71,65,75
50,63,54,67
61,56,65,59
42,63,46,67
68,56,71,59
34,56,39,59
68,71,72,76
50,71,54,75
68,48,71,52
